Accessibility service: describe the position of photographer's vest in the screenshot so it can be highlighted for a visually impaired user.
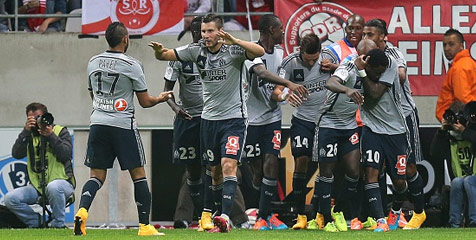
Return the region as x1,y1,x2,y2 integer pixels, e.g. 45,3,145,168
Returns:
27,125,75,194
449,139,476,177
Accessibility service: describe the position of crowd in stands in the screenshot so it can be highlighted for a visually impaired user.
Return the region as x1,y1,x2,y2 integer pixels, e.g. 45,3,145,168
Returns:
0,0,80,32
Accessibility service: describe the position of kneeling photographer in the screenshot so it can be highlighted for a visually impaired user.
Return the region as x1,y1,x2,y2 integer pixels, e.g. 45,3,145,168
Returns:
431,101,476,228
4,103,75,228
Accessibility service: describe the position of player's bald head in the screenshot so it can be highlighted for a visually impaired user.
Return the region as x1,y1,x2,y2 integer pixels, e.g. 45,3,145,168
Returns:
347,14,364,26
357,39,378,55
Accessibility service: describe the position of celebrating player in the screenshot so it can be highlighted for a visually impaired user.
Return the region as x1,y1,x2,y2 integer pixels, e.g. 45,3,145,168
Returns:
74,22,173,236
150,13,264,233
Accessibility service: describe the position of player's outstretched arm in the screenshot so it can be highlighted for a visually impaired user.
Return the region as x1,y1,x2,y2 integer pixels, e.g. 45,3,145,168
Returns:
253,65,308,98
217,30,264,59
136,90,174,108
148,42,178,61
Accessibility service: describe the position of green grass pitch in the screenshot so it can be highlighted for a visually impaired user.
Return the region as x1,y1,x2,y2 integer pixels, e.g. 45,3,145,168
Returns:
0,228,474,240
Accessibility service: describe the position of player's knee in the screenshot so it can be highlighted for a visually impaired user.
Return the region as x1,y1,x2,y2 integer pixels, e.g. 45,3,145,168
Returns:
187,165,202,181
406,163,417,176
392,179,407,192
319,166,333,178
221,161,237,176
364,167,379,183
294,156,309,172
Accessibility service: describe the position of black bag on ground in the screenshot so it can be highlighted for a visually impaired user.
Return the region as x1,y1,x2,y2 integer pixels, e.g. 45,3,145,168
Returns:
0,205,27,228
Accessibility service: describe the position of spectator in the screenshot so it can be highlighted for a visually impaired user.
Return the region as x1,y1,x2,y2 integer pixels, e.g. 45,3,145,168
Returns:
235,0,272,30
436,29,476,122
183,0,211,31
18,0,66,33
0,0,8,32
66,0,80,13
223,0,246,31
430,101,476,228
4,102,75,228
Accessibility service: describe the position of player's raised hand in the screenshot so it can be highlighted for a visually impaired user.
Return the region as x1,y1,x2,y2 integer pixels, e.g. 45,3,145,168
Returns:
287,82,308,100
148,42,167,59
148,41,164,52
354,54,370,70
345,88,364,105
217,30,239,45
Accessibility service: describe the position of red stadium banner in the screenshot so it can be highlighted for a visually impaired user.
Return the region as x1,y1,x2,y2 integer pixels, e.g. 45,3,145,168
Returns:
275,0,476,95
82,0,184,35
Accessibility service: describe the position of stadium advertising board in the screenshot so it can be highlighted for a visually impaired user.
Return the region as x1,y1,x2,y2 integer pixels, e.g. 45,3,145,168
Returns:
82,0,184,35
275,0,476,95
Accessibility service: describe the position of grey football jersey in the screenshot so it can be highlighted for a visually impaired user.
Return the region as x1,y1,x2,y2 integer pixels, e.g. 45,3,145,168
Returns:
384,44,416,117
360,56,407,134
319,59,360,129
175,42,248,120
246,44,284,125
279,52,330,123
87,51,147,129
164,60,203,117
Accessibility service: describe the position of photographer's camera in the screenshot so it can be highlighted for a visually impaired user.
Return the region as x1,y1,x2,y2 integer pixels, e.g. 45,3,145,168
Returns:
31,112,54,134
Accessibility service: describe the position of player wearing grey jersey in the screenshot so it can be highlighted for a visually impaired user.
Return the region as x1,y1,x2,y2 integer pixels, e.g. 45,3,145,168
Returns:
361,19,410,232
74,22,173,236
241,14,308,231
365,19,426,230
274,34,330,230
163,16,205,229
313,44,371,231
149,14,265,233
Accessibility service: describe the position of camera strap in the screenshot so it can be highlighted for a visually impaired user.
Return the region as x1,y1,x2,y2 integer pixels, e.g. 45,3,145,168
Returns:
28,135,48,173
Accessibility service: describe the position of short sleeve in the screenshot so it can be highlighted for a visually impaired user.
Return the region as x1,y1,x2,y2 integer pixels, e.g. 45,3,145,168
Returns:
279,61,293,81
164,61,181,82
229,45,248,62
333,65,351,84
131,62,148,92
175,43,201,62
247,57,264,74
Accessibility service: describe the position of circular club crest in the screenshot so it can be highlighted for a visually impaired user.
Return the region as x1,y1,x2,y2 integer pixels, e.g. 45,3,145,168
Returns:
284,2,353,55
114,98,128,111
110,0,160,35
